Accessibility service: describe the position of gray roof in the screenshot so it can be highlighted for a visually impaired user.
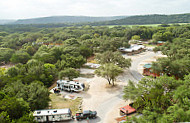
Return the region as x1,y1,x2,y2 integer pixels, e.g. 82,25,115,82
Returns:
33,109,71,116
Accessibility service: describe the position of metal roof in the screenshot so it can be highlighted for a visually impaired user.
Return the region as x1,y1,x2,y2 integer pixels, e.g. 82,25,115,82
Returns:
143,63,152,68
157,41,164,43
33,109,71,116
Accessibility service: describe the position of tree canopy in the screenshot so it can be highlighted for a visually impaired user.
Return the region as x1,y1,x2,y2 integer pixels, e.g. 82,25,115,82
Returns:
95,63,123,85
123,74,190,123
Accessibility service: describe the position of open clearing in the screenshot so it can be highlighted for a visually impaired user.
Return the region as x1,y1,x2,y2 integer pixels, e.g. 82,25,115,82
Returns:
107,23,190,28
50,50,164,123
50,93,82,115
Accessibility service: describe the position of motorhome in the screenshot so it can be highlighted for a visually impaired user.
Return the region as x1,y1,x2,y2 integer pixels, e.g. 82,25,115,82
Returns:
33,108,73,122
57,80,85,92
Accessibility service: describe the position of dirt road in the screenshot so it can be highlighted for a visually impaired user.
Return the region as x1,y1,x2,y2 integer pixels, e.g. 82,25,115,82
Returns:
69,51,162,123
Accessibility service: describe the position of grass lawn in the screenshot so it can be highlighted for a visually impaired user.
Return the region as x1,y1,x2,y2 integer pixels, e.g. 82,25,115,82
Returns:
50,93,82,115
107,23,190,28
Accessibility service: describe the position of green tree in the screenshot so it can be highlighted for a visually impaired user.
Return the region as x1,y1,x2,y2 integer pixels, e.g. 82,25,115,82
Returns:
0,111,11,123
58,68,80,80
0,97,30,120
0,32,8,36
152,32,163,41
79,45,93,60
33,51,56,63
64,38,79,46
26,46,36,56
3,81,28,100
27,81,50,110
6,67,19,77
131,35,140,40
98,37,125,52
61,54,86,68
80,34,92,40
0,48,15,63
10,50,31,64
163,31,173,42
0,68,6,77
96,51,131,68
95,63,123,85
123,75,190,123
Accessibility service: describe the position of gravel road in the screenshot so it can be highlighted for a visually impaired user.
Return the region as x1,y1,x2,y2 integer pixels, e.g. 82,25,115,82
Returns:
68,51,162,123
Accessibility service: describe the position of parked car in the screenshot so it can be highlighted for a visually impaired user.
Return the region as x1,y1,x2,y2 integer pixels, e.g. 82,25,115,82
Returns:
76,110,97,121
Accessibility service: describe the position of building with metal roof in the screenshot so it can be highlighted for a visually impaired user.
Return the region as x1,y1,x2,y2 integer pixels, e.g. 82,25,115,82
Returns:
33,108,73,122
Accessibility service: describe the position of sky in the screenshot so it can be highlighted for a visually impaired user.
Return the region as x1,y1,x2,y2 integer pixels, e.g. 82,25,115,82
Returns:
0,0,190,19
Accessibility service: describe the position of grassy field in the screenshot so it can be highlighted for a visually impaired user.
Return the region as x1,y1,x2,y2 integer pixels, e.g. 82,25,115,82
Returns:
50,93,82,115
107,23,190,28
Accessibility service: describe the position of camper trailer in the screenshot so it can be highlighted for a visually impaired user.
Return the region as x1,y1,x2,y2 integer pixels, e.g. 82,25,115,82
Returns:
57,80,85,92
33,108,73,122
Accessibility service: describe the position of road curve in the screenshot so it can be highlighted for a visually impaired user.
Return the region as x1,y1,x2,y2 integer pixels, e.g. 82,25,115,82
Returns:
69,51,162,123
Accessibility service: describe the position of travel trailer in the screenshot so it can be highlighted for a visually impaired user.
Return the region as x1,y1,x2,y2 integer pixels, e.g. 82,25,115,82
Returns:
57,80,85,92
33,108,73,122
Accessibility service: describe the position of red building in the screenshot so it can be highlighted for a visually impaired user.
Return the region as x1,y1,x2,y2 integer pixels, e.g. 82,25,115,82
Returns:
143,63,160,77
157,41,165,46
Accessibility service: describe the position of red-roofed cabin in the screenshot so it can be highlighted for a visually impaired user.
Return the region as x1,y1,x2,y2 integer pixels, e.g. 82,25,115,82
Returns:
157,41,165,46
120,105,136,116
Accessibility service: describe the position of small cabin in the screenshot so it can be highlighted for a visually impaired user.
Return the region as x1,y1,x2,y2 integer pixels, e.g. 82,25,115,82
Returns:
143,63,160,77
33,108,72,122
143,63,152,76
157,41,165,46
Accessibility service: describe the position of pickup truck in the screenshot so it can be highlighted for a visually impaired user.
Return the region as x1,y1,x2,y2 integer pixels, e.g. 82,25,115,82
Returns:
76,110,97,121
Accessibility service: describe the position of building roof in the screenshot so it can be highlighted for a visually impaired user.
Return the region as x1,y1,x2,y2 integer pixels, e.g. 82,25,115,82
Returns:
120,105,136,114
119,45,145,53
33,109,71,116
157,41,164,43
143,63,152,68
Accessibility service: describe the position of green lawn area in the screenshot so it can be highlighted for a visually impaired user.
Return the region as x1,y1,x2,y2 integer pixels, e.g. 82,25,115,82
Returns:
107,23,190,28
49,93,82,115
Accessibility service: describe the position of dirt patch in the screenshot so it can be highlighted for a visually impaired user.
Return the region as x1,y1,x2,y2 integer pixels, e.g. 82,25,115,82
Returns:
50,93,82,114
105,83,118,88
80,73,95,78
104,100,132,123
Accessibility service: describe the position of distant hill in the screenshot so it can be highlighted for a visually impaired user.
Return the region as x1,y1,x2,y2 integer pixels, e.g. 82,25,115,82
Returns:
0,20,15,25
12,16,126,24
91,13,190,26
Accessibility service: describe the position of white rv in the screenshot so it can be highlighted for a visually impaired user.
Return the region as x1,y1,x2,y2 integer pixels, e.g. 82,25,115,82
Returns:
57,80,85,92
33,108,73,122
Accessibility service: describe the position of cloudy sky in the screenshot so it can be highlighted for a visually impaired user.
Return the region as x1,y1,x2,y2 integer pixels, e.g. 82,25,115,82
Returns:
0,0,190,19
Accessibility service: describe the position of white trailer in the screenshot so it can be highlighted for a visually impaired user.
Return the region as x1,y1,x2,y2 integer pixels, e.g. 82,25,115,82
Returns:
33,108,73,122
57,80,85,92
